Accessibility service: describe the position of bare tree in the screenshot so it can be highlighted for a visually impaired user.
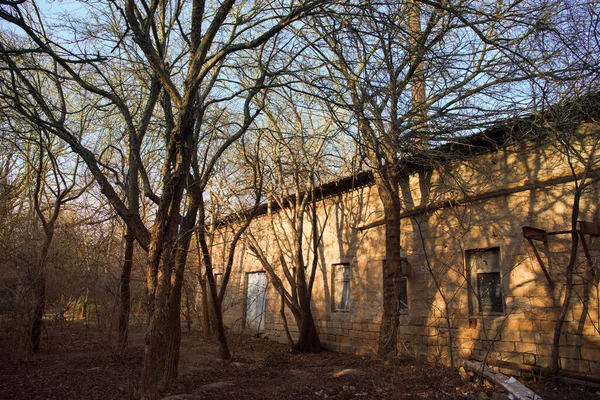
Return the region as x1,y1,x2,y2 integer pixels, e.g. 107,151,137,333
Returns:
195,131,265,359
0,1,330,397
245,90,341,352
28,131,91,353
306,0,569,358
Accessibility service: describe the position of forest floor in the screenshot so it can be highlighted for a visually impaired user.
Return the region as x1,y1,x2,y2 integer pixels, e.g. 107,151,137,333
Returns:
0,322,598,400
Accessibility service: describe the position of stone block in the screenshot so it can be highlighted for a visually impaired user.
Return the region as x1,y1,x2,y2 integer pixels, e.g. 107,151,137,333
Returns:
523,353,536,366
520,332,535,343
546,308,560,321
518,319,534,331
453,329,472,340
534,332,553,345
560,346,581,360
537,355,552,368
536,344,552,357
515,342,537,354
501,330,521,342
493,341,515,352
528,296,554,308
358,331,371,340
427,327,439,337
580,347,600,361
560,358,588,372
583,334,600,347
500,352,523,364
505,319,520,331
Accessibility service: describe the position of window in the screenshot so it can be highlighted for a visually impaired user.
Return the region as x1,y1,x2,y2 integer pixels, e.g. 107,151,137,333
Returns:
214,273,223,289
399,277,409,314
245,272,267,331
468,248,504,314
333,263,350,312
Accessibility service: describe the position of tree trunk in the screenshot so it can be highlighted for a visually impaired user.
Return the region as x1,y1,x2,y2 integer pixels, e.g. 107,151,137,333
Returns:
30,272,46,354
197,196,231,360
211,294,231,359
160,194,200,385
194,235,212,336
377,185,403,358
278,286,294,348
161,287,182,385
31,233,53,354
295,306,321,353
294,222,321,353
139,265,171,400
118,230,135,349
199,273,212,335
138,176,187,399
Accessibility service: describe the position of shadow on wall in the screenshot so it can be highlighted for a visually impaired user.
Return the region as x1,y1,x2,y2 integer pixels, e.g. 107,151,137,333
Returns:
396,140,600,376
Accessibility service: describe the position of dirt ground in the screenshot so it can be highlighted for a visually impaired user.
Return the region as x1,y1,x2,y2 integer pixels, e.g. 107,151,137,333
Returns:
0,323,598,400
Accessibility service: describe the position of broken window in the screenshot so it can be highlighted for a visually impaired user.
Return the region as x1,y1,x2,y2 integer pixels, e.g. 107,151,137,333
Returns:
399,277,409,314
468,248,504,314
333,263,350,312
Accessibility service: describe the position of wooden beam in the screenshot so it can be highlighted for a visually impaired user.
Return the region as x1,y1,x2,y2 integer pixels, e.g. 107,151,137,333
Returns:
523,233,555,290
470,356,600,386
523,226,548,242
579,221,600,236
463,360,543,400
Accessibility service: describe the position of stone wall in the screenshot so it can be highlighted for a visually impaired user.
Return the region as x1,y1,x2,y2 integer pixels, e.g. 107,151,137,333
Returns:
212,125,600,376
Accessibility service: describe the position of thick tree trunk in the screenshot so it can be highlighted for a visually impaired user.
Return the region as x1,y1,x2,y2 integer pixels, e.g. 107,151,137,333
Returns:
118,230,135,349
31,233,52,354
138,164,188,400
377,184,403,358
296,306,321,353
139,265,172,400
160,194,200,385
161,289,182,385
293,220,321,353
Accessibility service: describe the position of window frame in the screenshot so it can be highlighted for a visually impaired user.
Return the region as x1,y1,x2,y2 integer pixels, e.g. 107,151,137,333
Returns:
466,247,505,316
332,263,351,312
399,276,409,315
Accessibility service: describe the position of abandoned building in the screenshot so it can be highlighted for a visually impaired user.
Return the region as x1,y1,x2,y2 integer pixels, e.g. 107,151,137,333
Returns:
208,102,600,378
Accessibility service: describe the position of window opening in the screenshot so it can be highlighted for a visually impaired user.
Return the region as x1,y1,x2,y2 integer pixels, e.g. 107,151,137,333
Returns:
333,263,350,312
468,248,504,315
